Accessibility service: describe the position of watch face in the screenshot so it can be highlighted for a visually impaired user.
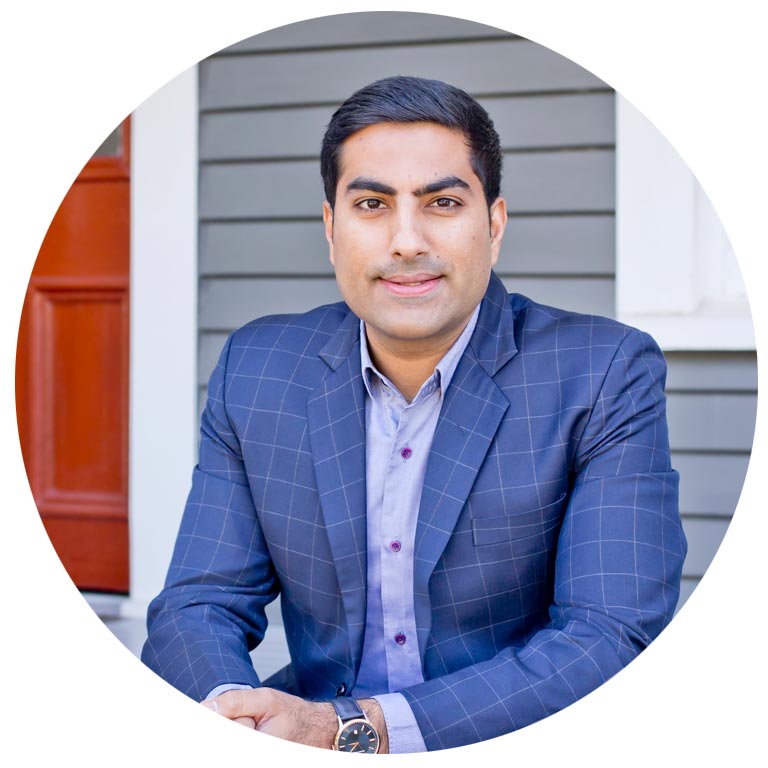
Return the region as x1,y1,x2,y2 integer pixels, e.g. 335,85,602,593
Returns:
336,719,379,753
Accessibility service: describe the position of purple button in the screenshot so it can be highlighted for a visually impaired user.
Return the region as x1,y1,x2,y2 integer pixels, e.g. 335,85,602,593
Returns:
401,447,413,460
394,632,407,645
389,539,401,553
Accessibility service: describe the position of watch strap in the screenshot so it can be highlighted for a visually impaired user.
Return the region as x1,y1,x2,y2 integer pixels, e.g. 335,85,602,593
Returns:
331,696,366,722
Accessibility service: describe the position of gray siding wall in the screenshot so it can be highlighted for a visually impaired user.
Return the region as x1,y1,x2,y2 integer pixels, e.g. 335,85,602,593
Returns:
197,12,754,614
664,352,756,607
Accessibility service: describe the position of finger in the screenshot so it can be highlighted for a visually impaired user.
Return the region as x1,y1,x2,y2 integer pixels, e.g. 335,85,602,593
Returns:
200,700,256,729
204,688,271,722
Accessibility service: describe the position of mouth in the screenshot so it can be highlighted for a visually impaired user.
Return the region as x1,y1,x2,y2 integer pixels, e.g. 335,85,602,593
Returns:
379,273,442,297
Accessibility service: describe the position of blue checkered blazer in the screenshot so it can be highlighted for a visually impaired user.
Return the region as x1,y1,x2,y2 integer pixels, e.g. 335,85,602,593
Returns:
142,271,686,750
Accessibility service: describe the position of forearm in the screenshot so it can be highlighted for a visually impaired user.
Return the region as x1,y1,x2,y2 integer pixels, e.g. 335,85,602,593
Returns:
142,459,279,698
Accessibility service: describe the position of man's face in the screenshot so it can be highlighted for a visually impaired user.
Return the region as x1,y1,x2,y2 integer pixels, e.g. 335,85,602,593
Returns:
323,122,507,358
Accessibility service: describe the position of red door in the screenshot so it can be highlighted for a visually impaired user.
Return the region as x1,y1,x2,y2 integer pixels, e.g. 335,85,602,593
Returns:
16,119,131,592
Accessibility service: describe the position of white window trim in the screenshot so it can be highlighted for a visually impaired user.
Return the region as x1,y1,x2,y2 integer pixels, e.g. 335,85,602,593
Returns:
125,66,199,618
615,95,755,351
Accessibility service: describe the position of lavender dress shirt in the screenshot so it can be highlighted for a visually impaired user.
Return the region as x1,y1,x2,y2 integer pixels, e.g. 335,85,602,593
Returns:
355,305,480,753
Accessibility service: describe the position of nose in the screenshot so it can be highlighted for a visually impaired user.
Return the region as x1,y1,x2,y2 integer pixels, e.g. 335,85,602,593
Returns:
389,207,428,259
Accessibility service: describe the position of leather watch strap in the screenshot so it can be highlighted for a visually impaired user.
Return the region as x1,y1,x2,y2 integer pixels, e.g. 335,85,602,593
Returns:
332,697,366,722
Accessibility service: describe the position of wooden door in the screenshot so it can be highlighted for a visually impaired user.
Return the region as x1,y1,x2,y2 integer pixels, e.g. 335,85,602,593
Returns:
16,119,131,592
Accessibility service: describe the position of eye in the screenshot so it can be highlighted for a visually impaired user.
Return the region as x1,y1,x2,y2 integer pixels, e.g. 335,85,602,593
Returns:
355,198,387,211
430,197,461,208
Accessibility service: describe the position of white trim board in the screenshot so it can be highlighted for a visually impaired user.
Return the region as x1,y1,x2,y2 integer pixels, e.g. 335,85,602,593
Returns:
615,95,755,351
129,66,199,610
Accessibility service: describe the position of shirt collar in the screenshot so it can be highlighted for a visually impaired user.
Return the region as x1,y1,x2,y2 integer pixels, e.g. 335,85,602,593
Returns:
359,303,481,403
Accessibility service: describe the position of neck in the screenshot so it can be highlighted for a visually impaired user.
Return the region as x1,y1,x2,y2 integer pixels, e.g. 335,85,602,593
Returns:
364,327,465,403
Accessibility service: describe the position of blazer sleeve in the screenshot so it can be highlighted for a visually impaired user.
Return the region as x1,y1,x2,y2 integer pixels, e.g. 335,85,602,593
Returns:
141,332,278,701
400,328,688,750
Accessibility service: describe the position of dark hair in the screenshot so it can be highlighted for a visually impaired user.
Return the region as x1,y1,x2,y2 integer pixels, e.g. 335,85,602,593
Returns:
320,75,502,208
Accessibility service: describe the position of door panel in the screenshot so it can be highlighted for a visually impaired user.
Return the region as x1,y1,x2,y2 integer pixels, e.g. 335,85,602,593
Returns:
17,120,130,592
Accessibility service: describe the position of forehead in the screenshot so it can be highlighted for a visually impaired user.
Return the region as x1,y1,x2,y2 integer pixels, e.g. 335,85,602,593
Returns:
337,122,477,185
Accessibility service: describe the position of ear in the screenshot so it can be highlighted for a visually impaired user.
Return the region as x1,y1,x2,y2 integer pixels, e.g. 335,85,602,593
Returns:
322,200,335,266
488,196,507,267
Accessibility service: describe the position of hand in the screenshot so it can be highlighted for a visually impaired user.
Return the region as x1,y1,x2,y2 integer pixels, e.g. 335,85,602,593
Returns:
201,688,388,752
202,688,335,749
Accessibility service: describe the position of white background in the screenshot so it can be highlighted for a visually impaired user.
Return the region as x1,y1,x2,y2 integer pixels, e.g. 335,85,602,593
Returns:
1,2,765,765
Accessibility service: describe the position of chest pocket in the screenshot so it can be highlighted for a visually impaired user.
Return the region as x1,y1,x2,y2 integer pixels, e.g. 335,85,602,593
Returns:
471,492,567,546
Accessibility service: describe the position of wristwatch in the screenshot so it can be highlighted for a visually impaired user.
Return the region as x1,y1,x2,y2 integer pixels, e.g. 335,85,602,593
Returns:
330,697,380,753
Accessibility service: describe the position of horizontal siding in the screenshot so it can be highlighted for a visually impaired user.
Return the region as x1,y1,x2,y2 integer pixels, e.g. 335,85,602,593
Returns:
200,150,615,220
484,93,615,150
199,333,230,387
673,453,750,516
500,216,614,274
664,351,758,391
200,39,607,110
664,351,756,609
200,93,615,160
678,577,699,609
666,392,756,452
200,277,342,330
200,221,330,276
224,12,512,53
680,518,731,578
499,276,614,317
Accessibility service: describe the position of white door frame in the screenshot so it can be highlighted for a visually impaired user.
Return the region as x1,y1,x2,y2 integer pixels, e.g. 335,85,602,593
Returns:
123,66,199,617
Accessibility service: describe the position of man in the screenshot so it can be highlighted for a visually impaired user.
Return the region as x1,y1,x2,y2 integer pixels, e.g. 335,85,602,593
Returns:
142,76,687,753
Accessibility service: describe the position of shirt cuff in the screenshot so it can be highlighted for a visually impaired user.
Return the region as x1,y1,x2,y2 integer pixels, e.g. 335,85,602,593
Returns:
372,692,427,753
204,683,254,700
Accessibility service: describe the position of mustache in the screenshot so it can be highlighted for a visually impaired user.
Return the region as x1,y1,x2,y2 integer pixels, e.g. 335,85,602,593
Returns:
374,259,444,280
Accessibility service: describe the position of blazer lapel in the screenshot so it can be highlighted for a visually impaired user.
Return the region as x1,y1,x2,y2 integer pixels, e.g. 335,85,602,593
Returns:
306,307,368,677
413,272,519,653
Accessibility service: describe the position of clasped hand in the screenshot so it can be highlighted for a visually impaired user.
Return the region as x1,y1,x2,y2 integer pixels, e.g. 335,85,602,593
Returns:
202,688,388,752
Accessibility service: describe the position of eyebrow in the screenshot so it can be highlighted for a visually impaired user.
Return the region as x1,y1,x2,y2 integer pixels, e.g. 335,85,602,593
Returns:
344,175,471,198
413,175,471,197
345,177,397,196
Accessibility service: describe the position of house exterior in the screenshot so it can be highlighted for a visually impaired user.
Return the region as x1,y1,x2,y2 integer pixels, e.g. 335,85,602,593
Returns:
60,14,754,661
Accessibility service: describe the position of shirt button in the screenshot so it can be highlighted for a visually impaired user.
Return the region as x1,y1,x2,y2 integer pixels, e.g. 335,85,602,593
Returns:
400,447,412,460
394,632,407,646
389,539,401,553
